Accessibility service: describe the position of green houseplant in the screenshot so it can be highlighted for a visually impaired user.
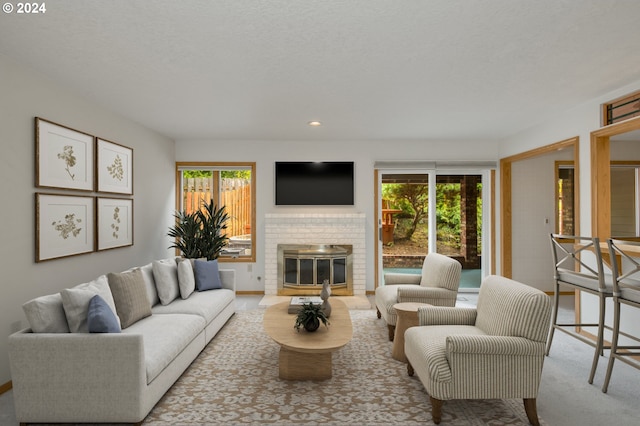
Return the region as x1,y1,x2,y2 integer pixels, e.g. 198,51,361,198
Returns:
168,199,230,260
294,302,330,332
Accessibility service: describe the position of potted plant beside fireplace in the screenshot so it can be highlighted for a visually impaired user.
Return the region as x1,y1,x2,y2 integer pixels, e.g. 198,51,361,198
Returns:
294,302,330,332
168,199,230,260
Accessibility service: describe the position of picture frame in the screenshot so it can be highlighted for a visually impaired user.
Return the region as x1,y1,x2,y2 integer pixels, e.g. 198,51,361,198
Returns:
36,118,95,191
97,197,133,251
97,138,133,195
36,193,95,262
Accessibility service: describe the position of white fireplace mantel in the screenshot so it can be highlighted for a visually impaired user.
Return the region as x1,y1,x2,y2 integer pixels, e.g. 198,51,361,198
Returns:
264,213,366,296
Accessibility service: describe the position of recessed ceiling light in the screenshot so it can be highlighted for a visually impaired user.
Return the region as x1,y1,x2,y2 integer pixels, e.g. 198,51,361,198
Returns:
308,121,322,127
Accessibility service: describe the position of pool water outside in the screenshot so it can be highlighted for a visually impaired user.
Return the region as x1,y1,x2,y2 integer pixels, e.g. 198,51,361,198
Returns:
383,267,481,289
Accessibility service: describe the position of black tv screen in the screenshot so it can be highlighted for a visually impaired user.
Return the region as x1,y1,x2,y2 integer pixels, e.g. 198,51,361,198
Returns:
275,162,355,205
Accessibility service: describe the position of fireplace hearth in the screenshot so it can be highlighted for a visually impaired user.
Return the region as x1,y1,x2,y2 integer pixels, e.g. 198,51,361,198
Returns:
278,244,353,296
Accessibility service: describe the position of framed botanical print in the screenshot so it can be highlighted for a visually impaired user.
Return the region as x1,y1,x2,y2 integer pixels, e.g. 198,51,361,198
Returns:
36,118,94,191
97,138,133,195
36,193,95,262
97,197,133,251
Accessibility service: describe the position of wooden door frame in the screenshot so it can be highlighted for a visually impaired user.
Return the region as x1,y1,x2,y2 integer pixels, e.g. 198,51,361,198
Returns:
500,136,580,278
373,169,380,294
591,116,640,239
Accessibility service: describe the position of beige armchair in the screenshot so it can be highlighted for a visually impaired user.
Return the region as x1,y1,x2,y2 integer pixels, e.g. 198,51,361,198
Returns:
375,252,461,340
404,275,552,425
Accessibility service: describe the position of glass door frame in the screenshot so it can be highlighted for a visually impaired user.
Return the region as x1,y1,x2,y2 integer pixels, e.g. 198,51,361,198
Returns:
375,167,492,292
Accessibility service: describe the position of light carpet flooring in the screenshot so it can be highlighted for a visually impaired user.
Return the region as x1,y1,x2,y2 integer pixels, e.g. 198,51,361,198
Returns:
144,306,534,425
1,294,639,425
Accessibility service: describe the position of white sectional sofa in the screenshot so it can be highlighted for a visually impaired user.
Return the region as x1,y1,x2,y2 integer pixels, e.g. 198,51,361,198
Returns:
8,257,236,425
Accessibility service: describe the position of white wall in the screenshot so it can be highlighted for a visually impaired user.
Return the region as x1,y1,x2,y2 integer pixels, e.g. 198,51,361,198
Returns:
500,79,640,235
0,55,176,384
175,139,500,293
511,150,572,292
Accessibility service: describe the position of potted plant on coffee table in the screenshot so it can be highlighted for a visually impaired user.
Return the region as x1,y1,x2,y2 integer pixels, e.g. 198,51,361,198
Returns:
294,302,330,332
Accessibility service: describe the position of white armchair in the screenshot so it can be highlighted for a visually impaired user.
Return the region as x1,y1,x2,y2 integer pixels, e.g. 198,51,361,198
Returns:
375,252,462,340
404,275,552,425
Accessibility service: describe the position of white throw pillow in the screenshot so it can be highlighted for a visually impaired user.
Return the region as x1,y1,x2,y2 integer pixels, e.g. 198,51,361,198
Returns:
177,258,196,299
139,263,159,306
152,259,180,305
61,275,120,333
22,293,70,333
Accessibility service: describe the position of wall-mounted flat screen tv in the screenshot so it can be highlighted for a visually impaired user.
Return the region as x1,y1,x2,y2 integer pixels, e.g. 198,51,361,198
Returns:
275,161,355,205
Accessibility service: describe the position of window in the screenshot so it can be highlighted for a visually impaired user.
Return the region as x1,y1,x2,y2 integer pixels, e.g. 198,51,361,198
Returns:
602,89,640,126
611,162,640,237
556,162,575,235
176,162,256,262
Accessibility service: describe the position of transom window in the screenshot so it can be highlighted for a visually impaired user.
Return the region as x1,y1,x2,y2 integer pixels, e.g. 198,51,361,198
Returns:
602,89,640,126
176,162,256,262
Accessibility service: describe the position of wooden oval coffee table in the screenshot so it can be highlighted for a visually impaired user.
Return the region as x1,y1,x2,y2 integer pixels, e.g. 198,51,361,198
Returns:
264,298,352,380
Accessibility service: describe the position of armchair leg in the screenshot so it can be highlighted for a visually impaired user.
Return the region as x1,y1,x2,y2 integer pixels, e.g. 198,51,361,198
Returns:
430,396,443,424
523,398,540,426
387,324,395,341
376,307,381,319
545,282,560,356
407,361,414,376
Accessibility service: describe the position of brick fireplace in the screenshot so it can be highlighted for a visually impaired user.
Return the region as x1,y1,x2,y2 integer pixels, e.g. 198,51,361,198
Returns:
264,213,366,296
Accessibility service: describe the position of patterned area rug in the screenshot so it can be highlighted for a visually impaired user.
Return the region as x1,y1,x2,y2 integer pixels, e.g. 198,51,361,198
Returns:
143,309,544,425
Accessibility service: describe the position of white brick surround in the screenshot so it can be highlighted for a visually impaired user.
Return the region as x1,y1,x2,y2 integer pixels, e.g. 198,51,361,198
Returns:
264,213,366,296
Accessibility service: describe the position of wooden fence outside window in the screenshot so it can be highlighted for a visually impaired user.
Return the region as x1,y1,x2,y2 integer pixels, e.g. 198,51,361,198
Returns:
183,177,252,238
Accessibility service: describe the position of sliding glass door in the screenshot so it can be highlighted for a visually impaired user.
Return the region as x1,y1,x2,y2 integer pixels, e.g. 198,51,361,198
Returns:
377,166,491,291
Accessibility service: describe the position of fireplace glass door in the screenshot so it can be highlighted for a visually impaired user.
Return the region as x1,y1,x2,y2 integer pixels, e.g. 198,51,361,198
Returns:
283,256,348,287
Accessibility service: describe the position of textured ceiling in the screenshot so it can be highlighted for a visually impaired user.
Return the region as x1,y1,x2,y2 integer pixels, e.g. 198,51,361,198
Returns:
1,0,640,141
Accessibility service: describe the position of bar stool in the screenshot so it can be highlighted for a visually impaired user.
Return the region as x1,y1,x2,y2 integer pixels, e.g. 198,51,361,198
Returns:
602,238,640,393
547,234,612,384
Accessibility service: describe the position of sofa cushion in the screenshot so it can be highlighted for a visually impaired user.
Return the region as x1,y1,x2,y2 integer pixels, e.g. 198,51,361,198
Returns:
152,259,180,305
152,288,235,324
122,313,205,383
87,295,122,333
22,293,70,333
194,259,222,291
61,275,120,333
108,269,152,328
140,263,160,306
177,258,196,299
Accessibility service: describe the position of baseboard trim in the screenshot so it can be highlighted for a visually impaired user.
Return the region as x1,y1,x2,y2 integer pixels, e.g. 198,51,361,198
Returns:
0,380,12,395
548,291,575,296
236,290,264,295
